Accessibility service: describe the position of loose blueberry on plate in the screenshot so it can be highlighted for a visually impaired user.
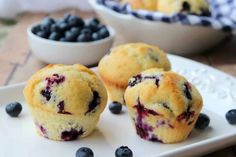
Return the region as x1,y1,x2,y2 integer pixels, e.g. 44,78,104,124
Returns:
195,113,210,130
115,146,133,157
226,109,236,124
76,147,94,157
5,102,22,117
109,101,122,114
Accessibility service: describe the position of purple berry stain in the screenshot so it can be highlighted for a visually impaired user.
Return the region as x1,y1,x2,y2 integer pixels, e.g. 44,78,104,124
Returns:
85,91,101,115
133,97,163,142
128,74,161,87
61,128,84,141
57,101,71,114
157,119,174,129
41,74,65,101
35,122,48,138
177,106,195,122
183,82,192,100
39,125,47,136
128,74,142,87
134,97,161,117
41,89,51,101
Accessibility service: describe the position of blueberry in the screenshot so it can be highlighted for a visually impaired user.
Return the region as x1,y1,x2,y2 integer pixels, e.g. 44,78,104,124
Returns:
32,25,41,34
42,17,55,25
109,101,122,114
98,27,109,39
80,28,92,35
36,31,48,38
77,33,92,42
5,102,22,117
195,113,210,130
76,147,94,157
57,18,67,25
70,27,80,36
58,22,70,32
92,33,101,41
115,146,133,157
182,1,191,12
87,18,100,32
40,23,51,33
60,37,67,42
63,13,71,22
97,24,106,30
68,15,84,27
50,24,61,33
48,32,61,41
89,17,100,24
65,31,77,42
226,109,236,124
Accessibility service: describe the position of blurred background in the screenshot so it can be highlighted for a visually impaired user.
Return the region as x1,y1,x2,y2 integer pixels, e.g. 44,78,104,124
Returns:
0,0,235,87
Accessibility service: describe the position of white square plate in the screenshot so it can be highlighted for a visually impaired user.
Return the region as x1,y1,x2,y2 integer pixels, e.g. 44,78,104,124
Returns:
1,54,236,157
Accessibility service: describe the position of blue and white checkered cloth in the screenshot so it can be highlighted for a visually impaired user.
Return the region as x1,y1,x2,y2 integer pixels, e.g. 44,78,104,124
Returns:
97,0,236,34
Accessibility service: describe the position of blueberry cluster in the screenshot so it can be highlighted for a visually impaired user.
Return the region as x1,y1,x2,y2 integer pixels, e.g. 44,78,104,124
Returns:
32,14,110,42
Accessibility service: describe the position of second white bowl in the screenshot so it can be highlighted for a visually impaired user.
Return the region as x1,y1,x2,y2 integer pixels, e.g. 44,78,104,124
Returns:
89,0,229,55
27,24,115,66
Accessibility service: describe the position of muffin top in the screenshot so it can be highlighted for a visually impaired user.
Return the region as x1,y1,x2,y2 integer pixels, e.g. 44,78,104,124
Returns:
124,68,203,120
121,0,158,11
157,0,210,16
98,43,171,88
23,64,107,116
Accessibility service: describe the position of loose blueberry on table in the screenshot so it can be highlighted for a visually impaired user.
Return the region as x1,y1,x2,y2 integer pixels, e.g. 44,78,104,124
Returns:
5,102,22,117
109,101,123,114
32,13,110,42
76,147,94,157
195,113,210,130
226,109,236,124
115,146,133,157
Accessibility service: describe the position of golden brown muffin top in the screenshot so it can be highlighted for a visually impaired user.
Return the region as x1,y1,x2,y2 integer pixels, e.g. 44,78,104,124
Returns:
124,68,203,119
23,64,107,116
98,43,171,88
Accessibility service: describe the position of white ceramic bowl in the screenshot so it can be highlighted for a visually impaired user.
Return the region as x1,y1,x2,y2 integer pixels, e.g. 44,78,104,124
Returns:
27,24,115,65
89,0,229,55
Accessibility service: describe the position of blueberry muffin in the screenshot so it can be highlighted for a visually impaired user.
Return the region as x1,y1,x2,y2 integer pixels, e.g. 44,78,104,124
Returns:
124,68,203,143
157,0,210,16
121,0,158,11
23,64,107,141
98,43,171,105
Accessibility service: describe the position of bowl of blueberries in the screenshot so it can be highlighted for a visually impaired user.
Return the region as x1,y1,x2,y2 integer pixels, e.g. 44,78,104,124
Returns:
27,14,115,66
